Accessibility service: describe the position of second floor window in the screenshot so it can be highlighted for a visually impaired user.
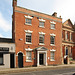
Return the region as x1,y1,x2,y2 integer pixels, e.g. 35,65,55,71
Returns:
39,35,44,44
25,18,32,25
26,33,32,43
51,24,55,29
39,22,44,27
50,36,55,44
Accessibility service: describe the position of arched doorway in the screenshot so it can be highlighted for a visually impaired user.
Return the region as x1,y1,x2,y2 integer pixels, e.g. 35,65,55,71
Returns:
18,53,23,68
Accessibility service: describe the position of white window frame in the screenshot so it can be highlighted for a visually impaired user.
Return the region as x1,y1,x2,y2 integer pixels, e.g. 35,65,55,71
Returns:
25,30,33,44
50,51,55,61
26,51,32,62
51,24,55,29
39,34,45,45
50,21,56,29
25,33,32,44
50,36,55,45
24,15,33,26
39,21,45,28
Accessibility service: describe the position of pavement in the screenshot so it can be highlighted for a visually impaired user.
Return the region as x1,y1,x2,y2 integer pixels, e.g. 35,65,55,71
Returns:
0,64,75,74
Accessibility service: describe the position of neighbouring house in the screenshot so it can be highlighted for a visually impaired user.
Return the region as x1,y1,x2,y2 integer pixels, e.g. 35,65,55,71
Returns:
62,19,75,64
12,0,62,68
0,38,15,68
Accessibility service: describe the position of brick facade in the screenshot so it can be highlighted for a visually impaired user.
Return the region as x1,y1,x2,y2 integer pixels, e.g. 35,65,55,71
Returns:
62,19,75,64
12,0,62,67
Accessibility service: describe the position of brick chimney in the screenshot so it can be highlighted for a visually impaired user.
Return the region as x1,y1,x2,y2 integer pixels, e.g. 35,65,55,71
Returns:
13,0,17,7
52,12,57,17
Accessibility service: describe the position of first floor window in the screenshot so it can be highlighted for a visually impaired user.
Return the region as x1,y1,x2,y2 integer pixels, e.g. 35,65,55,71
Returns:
25,18,32,25
26,33,32,43
0,54,3,64
26,51,32,61
50,52,55,61
51,24,55,29
50,36,55,44
39,34,44,44
39,21,44,27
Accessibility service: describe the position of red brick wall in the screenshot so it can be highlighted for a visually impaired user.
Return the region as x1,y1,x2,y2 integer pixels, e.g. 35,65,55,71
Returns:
13,6,62,67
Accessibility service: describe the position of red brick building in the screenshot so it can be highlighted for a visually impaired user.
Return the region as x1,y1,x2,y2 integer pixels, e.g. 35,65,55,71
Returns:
12,0,62,67
62,19,75,64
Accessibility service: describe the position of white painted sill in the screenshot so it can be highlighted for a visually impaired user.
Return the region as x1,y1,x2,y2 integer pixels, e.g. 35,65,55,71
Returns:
39,26,45,28
26,60,32,62
50,60,55,61
25,42,32,44
50,44,55,46
39,43,45,45
25,23,32,26
50,28,55,30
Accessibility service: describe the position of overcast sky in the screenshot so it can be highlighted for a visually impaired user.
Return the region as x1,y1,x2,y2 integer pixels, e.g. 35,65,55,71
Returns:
0,0,75,38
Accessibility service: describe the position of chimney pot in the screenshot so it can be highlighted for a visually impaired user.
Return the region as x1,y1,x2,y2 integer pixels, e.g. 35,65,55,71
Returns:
52,12,57,17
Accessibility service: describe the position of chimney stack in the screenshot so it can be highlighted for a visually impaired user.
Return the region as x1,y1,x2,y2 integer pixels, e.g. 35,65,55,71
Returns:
13,0,17,7
52,12,57,17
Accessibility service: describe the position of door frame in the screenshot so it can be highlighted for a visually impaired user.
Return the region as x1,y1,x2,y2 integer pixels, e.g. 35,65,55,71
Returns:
37,51,47,66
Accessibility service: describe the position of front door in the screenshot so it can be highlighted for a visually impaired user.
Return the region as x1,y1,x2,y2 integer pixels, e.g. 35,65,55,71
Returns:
18,53,23,68
39,54,44,65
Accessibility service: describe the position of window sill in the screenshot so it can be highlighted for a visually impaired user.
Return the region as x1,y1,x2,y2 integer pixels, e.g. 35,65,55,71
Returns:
50,60,55,61
25,23,32,26
39,26,45,28
25,42,32,44
50,28,55,30
50,44,55,46
39,43,45,45
26,60,32,62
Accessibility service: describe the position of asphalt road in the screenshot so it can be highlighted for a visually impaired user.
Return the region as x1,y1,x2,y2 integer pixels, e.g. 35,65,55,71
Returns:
2,67,75,75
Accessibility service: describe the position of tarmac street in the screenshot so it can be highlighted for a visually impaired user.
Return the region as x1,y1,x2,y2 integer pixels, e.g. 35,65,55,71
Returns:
0,64,75,75
1,67,75,75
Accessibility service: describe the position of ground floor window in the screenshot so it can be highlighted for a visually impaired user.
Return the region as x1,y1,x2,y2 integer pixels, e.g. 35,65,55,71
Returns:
26,51,32,61
0,54,3,65
50,52,55,61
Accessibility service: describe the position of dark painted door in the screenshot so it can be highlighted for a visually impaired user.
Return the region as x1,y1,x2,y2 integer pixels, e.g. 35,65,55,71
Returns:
39,54,43,65
10,54,15,68
18,53,23,68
